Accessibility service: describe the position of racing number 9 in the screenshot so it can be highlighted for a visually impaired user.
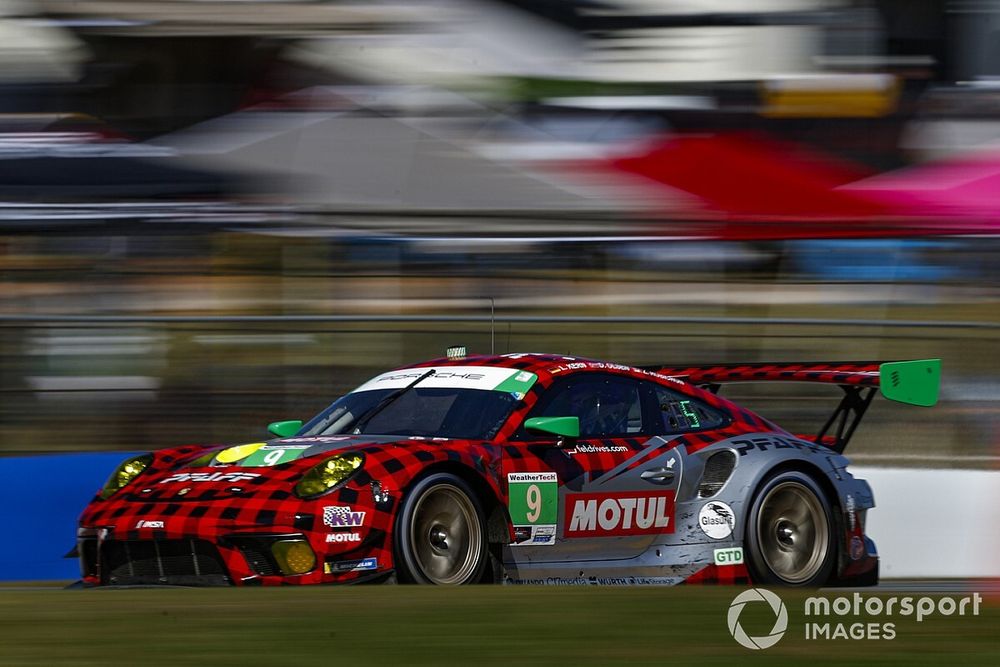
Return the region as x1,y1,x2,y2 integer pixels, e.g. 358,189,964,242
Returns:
507,472,557,528
262,449,285,466
525,484,541,523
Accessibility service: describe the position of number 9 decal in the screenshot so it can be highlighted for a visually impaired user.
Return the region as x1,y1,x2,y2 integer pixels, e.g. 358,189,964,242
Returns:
507,472,557,532
525,484,541,523
262,449,285,466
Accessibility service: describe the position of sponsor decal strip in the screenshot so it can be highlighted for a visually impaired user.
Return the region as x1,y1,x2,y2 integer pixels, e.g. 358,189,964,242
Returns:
699,501,736,540
159,471,261,484
323,506,366,528
714,546,744,566
566,490,675,537
241,446,307,467
508,472,558,546
326,532,362,544
324,557,378,574
352,367,537,395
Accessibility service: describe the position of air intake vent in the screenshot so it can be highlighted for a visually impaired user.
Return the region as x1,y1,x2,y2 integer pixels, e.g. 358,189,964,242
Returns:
698,451,736,498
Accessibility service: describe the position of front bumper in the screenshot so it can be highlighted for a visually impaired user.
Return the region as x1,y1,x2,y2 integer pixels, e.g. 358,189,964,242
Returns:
77,485,392,586
78,523,391,586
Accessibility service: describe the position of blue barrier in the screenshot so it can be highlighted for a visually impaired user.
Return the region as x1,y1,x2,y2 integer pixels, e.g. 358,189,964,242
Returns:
0,451,140,581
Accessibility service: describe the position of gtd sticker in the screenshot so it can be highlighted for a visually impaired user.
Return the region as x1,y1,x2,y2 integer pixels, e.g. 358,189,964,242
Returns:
699,501,736,539
508,472,558,546
714,546,744,566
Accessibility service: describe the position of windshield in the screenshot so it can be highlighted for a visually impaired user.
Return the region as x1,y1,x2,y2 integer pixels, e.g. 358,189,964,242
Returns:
300,387,520,440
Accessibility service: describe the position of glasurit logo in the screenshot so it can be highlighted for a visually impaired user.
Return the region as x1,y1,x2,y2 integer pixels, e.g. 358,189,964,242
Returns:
698,501,735,539
727,589,984,649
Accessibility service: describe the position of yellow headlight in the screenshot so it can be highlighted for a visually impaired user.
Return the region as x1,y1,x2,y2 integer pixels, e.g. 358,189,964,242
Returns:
294,454,364,498
99,454,153,499
271,540,316,575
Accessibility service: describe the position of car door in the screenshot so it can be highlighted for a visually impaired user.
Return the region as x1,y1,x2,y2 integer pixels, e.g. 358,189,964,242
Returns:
502,372,684,563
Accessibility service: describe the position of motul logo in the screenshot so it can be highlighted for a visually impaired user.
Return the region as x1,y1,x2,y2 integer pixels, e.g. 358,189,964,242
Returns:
325,532,361,543
566,491,675,537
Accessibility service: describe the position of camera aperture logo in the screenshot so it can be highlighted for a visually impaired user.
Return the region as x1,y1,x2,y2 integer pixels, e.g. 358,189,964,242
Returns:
727,588,788,650
728,589,984,649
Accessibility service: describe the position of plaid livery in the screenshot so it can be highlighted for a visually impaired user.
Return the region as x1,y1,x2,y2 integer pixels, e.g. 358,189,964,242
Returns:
79,353,878,587
681,563,751,586
648,361,882,389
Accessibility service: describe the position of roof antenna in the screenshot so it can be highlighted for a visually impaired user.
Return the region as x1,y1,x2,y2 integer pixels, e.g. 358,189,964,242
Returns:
490,296,495,354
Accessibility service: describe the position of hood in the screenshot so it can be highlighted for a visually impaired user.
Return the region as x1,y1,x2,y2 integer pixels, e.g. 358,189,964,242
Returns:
125,435,472,503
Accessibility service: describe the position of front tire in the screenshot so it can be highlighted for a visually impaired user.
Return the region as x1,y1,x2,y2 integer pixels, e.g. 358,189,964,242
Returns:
395,473,488,585
745,471,836,586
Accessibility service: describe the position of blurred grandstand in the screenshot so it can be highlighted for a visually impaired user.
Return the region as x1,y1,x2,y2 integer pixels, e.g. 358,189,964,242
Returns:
0,0,998,467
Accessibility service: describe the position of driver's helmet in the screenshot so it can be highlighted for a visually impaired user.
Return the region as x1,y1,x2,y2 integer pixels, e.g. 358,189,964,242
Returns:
571,382,634,436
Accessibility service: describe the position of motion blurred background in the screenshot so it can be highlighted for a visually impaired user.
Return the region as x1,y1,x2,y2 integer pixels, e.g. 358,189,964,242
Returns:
0,0,997,470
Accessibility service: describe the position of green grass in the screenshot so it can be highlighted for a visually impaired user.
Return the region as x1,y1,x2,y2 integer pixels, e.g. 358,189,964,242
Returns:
0,586,996,665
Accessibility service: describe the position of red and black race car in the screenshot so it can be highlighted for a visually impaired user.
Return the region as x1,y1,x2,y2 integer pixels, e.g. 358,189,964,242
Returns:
78,352,939,587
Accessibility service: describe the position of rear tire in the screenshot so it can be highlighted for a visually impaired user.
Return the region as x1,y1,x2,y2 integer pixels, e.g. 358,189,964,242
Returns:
745,471,836,587
394,473,488,585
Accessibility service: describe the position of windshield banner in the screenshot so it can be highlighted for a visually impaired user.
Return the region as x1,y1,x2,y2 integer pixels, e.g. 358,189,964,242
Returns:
352,366,537,398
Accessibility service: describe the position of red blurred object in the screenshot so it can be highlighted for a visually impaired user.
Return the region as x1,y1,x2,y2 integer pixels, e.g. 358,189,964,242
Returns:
593,132,1000,240
612,133,885,222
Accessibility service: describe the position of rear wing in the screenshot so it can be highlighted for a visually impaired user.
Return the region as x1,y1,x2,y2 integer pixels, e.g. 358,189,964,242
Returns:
642,360,940,454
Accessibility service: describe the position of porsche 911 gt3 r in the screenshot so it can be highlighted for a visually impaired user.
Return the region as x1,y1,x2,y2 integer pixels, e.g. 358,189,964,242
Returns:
77,353,939,587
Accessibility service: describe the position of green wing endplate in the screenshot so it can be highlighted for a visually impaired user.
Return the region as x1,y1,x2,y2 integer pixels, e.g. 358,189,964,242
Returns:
879,359,940,407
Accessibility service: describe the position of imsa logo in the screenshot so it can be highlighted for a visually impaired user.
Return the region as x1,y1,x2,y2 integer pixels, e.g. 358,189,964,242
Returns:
566,491,675,537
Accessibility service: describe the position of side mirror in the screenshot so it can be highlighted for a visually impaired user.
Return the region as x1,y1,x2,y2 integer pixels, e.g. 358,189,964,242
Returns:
524,416,579,441
268,420,303,438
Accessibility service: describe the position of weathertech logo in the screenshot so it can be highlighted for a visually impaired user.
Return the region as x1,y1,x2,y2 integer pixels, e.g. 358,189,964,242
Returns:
565,491,675,537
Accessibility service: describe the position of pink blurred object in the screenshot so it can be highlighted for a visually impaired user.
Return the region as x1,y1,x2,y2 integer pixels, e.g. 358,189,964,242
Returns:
586,132,1000,239
841,150,1000,223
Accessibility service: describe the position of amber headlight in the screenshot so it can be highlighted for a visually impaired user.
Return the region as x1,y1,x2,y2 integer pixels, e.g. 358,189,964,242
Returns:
271,540,316,575
99,454,153,499
294,454,364,499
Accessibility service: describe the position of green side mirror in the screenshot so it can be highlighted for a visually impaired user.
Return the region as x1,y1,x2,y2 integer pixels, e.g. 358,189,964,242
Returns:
268,420,303,438
524,416,579,439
